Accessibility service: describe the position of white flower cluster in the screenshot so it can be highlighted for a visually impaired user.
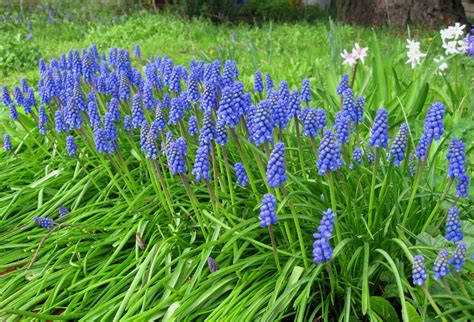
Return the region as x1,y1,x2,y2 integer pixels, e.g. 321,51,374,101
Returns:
406,39,426,68
440,23,466,55
341,43,368,67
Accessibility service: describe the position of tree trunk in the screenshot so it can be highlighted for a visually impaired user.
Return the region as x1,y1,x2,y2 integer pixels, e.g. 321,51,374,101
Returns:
333,0,469,28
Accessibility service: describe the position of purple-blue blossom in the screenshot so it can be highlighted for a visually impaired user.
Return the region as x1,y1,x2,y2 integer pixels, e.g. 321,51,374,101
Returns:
317,130,343,176
388,123,408,166
234,162,249,187
445,207,463,243
259,194,278,227
433,249,450,280
368,108,388,148
192,144,211,182
412,255,427,286
66,135,77,157
449,243,467,272
266,142,287,188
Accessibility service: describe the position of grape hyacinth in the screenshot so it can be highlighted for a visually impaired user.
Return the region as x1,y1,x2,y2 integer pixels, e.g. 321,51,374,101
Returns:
66,135,77,157
131,93,145,128
254,70,263,93
9,103,18,121
287,90,301,118
167,137,187,175
215,123,228,145
350,147,363,169
266,142,287,188
207,257,220,273
408,153,415,176
433,249,450,280
123,115,132,132
336,73,349,96
94,127,113,154
249,100,274,146
423,102,446,141
300,78,311,103
333,111,350,144
412,255,427,286
192,144,211,182
317,130,343,176
449,243,467,272
312,209,336,264
143,131,159,160
265,72,273,91
38,105,48,135
342,88,356,122
445,207,463,243
199,112,216,146
34,217,54,229
58,205,69,217
268,90,287,129
188,116,198,136
388,123,408,166
368,108,388,148
259,194,277,227
446,138,466,179
234,162,249,187
455,174,469,198
3,134,12,152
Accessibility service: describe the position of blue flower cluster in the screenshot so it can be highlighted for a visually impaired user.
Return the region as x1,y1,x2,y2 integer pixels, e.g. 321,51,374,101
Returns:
412,255,427,285
234,162,249,187
388,123,408,166
266,142,286,188
259,194,278,227
313,209,335,263
445,207,463,243
317,130,343,176
34,216,54,229
368,108,388,148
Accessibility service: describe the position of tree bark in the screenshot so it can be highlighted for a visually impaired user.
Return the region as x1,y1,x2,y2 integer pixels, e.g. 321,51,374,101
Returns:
333,0,469,28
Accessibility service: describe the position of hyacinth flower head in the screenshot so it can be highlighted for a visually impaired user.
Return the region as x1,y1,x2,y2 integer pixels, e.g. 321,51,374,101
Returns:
445,206,463,243
300,78,311,103
249,100,274,146
199,112,216,146
215,123,228,145
408,153,415,177
66,136,77,157
449,243,467,272
94,127,114,154
58,205,69,217
342,88,357,123
446,138,466,179
188,116,198,136
208,257,220,273
259,193,278,227
333,111,350,144
3,134,12,152
368,108,389,148
167,137,187,175
131,93,145,128
433,249,450,280
278,80,290,107
2,85,13,106
317,130,343,176
234,162,249,187
287,90,301,118
455,174,469,198
34,217,53,229
9,103,18,121
143,130,159,160
217,84,240,128
350,147,363,169
123,115,132,132
266,142,287,188
412,255,427,286
465,32,474,58
268,90,288,129
265,72,273,91
254,70,264,93
423,102,446,141
313,209,336,264
192,144,211,182
388,123,409,166
336,73,349,96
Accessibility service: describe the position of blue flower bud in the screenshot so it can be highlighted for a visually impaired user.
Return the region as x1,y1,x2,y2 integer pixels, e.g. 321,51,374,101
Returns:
259,194,277,227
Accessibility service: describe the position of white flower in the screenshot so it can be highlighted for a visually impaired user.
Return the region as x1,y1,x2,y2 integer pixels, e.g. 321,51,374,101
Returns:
440,23,467,55
406,39,426,69
340,49,357,67
433,56,448,75
351,43,368,64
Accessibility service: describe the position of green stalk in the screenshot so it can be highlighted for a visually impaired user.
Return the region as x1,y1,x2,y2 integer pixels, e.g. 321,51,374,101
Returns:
326,262,336,304
281,187,308,267
229,128,258,196
367,148,380,227
221,147,237,216
294,116,306,179
421,285,448,322
420,178,453,233
180,173,208,239
441,279,470,316
268,225,281,271
151,159,174,214
402,143,432,226
327,171,341,243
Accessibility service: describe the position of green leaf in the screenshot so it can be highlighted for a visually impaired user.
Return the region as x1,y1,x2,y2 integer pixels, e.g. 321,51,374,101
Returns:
369,296,399,322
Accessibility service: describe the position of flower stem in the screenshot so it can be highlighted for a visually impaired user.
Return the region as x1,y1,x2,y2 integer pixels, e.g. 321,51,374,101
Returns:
421,285,448,322
367,148,380,227
268,225,281,271
327,171,341,243
294,116,306,179
180,173,208,239
420,178,454,233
